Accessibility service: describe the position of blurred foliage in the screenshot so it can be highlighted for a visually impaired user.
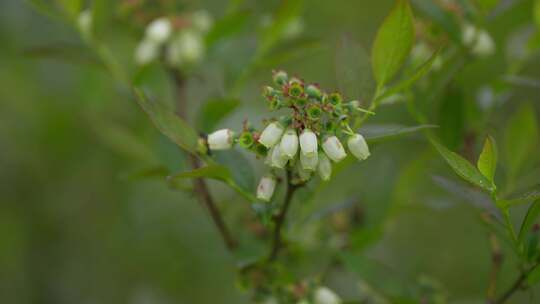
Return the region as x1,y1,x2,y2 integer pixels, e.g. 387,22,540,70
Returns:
1,0,540,303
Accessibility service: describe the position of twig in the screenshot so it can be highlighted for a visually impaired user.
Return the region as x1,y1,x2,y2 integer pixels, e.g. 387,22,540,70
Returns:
268,170,299,261
494,262,540,304
169,68,237,251
487,233,503,303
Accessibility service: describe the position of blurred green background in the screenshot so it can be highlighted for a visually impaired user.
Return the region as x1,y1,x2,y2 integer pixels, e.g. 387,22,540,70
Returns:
1,0,540,303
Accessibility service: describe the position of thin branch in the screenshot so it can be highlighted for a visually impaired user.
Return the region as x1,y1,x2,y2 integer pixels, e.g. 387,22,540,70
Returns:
494,262,540,304
168,68,237,251
487,233,503,303
268,170,299,261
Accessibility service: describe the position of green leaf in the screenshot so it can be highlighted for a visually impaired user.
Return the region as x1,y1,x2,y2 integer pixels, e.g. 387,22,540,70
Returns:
360,124,438,142
196,98,240,133
371,0,415,86
518,200,540,244
503,188,540,208
410,0,461,42
23,43,102,67
430,139,495,193
205,11,250,49
376,49,440,102
214,150,256,194
168,165,256,202
504,103,539,178
528,264,540,285
133,88,198,154
477,135,498,183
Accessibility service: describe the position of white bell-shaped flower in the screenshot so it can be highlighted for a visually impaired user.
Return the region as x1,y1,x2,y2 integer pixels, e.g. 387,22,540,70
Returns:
322,136,347,162
259,122,284,148
472,30,495,57
257,175,276,202
347,134,370,161
314,287,341,304
299,129,318,156
280,129,299,159
134,38,159,65
270,143,288,169
207,129,234,150
146,17,172,44
317,152,332,181
300,150,318,171
167,30,205,66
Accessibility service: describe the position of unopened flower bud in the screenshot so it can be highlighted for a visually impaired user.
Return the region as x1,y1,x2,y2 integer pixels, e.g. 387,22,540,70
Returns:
318,152,332,181
259,122,284,148
263,86,277,98
299,129,318,156
272,70,288,86
306,83,321,99
146,17,172,44
347,134,370,161
280,129,299,159
207,129,234,150
314,287,341,304
300,150,318,171
257,175,276,202
134,38,159,65
269,143,288,168
322,136,347,162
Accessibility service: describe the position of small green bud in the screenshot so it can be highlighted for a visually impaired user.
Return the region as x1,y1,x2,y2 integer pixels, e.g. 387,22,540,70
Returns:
307,105,322,120
268,96,282,111
262,86,277,98
252,143,268,156
288,82,304,98
272,70,288,86
238,132,255,148
306,83,322,99
328,92,343,106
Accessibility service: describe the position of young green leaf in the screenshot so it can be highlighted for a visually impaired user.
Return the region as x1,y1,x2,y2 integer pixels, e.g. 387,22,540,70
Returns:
167,165,256,201
375,49,440,102
477,135,498,183
504,103,539,179
518,200,540,244
371,0,415,86
431,139,495,193
134,88,198,154
503,188,540,208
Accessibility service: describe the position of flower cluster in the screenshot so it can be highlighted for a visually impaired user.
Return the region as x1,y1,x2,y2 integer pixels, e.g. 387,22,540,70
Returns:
134,11,213,67
205,71,371,202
